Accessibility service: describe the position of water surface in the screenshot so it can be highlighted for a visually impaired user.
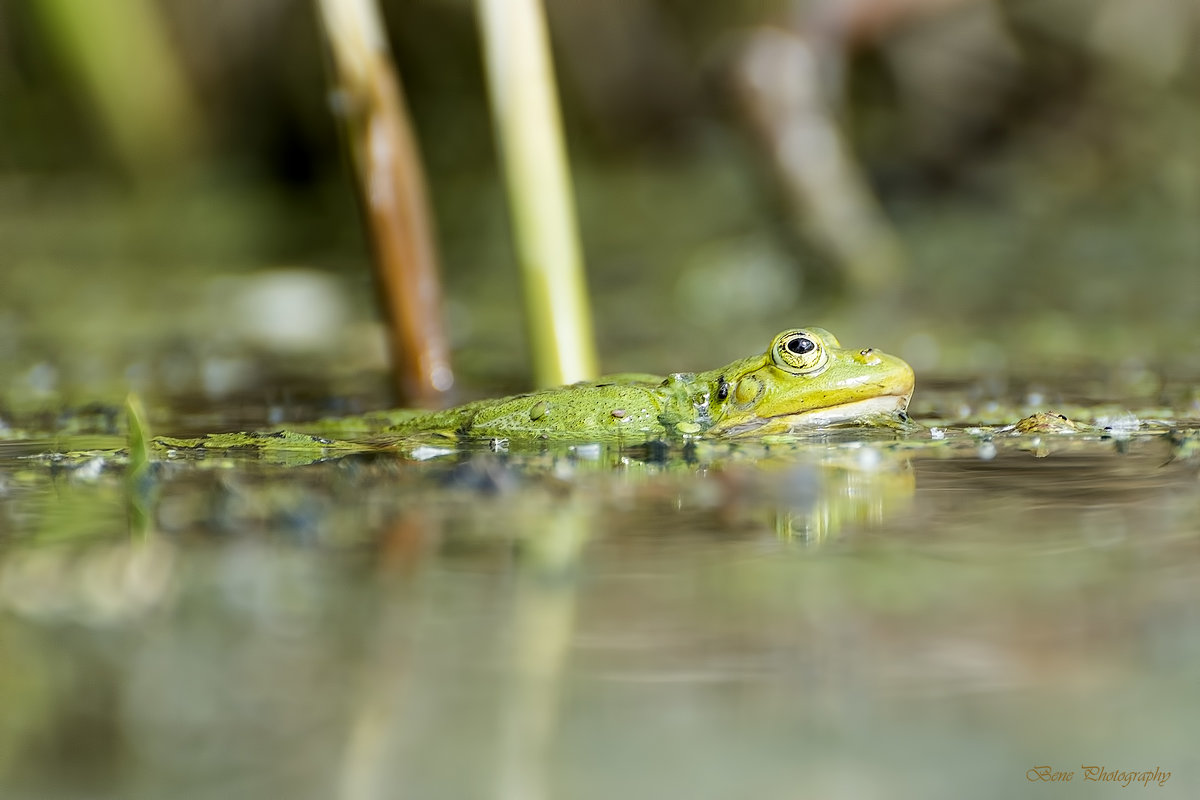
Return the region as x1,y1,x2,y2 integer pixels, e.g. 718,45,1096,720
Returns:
1,394,1197,799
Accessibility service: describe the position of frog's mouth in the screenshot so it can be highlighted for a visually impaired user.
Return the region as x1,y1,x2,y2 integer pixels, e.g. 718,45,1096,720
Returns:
716,385,914,436
773,392,913,429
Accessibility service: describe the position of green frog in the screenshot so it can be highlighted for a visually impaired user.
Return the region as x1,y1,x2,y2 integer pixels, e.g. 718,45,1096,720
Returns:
332,327,914,441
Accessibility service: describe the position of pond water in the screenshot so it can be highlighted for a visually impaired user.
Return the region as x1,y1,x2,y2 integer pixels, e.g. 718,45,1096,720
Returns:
0,385,1198,799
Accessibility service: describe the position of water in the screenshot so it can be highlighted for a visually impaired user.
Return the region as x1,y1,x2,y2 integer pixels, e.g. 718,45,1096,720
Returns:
0,404,1198,799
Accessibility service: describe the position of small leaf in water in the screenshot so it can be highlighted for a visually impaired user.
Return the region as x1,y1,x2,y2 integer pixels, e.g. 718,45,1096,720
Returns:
125,393,154,538
125,394,151,478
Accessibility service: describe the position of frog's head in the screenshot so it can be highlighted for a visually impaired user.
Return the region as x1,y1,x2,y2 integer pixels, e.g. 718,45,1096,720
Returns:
703,327,914,435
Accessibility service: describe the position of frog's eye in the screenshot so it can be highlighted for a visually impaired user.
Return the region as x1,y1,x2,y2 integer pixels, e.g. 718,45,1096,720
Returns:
786,337,814,355
773,330,828,374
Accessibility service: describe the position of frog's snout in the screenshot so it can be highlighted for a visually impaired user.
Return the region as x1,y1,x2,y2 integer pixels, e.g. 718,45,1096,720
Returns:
861,349,915,400
888,355,916,400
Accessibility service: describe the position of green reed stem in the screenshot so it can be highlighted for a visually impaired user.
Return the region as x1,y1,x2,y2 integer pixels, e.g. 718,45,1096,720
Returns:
476,0,598,387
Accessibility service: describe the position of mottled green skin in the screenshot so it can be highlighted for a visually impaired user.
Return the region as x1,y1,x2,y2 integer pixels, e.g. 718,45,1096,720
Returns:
381,373,699,440
367,328,915,441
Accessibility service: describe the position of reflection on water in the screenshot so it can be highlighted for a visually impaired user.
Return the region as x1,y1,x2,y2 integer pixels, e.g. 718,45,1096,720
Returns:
1,424,1198,798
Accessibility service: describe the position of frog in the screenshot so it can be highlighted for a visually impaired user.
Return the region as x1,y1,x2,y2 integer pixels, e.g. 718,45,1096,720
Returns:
333,327,915,441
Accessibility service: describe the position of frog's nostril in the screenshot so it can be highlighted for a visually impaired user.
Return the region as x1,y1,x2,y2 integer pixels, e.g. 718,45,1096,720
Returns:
857,348,883,366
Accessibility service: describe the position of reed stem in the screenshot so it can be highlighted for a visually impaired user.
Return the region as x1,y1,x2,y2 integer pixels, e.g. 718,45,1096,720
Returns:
476,0,598,387
316,0,455,406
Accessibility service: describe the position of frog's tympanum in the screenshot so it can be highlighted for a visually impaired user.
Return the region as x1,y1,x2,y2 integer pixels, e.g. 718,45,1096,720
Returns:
373,328,914,441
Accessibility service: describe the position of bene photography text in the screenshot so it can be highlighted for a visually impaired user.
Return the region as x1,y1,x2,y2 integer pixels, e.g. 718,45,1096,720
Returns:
1027,766,1171,787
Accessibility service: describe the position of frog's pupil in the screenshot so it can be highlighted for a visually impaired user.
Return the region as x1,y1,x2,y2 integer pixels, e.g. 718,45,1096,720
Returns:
787,337,814,355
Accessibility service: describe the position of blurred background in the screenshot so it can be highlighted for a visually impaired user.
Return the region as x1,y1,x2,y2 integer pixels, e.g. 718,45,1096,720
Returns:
3,4,1200,799
1,0,1199,419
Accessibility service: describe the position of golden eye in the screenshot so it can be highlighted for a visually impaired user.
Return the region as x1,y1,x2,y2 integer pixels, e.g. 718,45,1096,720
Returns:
773,330,828,374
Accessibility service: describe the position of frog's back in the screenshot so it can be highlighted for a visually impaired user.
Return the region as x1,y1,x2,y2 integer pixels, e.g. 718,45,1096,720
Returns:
465,378,670,439
311,377,674,441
